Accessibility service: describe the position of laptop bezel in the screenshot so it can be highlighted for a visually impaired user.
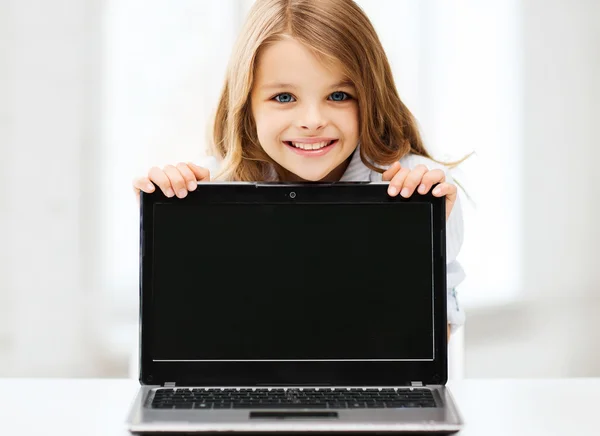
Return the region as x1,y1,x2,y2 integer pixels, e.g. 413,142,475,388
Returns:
138,182,448,387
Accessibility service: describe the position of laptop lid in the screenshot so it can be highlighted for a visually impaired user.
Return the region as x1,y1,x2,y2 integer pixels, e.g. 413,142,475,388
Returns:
139,182,447,387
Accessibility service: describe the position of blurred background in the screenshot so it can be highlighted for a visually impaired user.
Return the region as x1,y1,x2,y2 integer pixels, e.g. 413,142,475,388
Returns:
1,0,599,379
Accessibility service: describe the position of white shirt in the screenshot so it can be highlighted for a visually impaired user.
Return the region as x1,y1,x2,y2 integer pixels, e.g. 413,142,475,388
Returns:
199,147,466,332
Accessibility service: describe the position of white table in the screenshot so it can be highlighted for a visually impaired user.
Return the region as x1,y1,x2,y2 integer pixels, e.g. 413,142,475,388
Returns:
0,378,598,435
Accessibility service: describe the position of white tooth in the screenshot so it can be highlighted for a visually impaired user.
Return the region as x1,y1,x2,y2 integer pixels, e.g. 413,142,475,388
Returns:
291,141,330,150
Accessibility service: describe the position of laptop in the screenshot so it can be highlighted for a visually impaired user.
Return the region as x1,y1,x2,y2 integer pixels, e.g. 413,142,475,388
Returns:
126,181,464,433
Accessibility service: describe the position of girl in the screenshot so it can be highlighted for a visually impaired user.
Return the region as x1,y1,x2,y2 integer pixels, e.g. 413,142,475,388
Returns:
133,0,468,339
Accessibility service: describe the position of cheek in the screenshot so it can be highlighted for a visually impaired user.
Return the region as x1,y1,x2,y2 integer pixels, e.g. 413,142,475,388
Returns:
252,107,270,141
255,110,287,141
337,106,359,137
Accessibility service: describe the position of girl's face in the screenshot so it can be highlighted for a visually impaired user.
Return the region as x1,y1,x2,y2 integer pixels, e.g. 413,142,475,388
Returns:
250,38,359,181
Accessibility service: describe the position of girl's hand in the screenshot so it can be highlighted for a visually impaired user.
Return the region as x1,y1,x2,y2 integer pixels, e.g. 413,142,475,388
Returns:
383,162,457,221
132,162,210,202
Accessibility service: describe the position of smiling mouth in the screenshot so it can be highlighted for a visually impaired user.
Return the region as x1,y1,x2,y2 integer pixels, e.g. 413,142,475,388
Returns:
283,140,337,150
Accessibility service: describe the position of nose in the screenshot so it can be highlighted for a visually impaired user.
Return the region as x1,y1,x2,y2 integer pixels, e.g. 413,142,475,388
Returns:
298,103,326,131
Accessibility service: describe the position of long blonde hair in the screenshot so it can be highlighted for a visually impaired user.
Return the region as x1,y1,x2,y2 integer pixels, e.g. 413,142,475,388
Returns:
210,0,470,181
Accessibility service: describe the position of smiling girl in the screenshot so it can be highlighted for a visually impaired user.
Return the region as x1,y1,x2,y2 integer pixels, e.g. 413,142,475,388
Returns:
133,0,468,338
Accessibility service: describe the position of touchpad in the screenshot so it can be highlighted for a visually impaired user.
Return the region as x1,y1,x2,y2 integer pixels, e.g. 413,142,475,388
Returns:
249,411,339,419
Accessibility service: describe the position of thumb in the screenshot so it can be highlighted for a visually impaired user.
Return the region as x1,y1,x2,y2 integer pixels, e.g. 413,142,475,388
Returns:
188,162,211,181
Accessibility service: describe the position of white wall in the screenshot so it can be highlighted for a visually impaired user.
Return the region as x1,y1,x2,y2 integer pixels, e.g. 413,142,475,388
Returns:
520,0,600,300
0,0,12,359
0,0,103,376
465,0,600,378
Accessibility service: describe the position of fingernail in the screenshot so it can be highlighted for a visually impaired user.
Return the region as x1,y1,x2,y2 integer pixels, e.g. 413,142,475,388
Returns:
433,187,442,195
418,184,426,194
388,186,397,196
166,189,174,197
188,182,196,191
178,189,187,198
401,188,410,198
146,183,154,191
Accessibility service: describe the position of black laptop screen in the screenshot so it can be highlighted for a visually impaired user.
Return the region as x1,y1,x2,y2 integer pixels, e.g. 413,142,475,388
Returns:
151,202,436,362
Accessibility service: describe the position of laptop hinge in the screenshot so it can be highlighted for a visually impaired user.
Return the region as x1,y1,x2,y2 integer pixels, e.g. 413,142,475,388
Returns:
411,381,424,387
163,382,176,387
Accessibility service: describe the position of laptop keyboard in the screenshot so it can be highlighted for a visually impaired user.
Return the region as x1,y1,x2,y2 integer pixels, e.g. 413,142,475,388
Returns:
150,387,437,409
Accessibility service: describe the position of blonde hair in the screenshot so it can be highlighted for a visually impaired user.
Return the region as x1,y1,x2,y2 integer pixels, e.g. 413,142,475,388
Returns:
210,0,471,181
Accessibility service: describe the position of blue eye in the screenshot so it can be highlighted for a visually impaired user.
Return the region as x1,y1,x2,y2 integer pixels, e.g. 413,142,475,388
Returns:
274,93,296,103
329,91,350,101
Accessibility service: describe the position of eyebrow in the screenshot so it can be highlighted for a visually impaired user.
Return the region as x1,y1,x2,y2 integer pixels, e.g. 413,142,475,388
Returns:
259,79,355,91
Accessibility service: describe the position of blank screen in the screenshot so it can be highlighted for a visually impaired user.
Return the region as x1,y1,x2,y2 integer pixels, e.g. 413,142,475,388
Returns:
151,202,435,361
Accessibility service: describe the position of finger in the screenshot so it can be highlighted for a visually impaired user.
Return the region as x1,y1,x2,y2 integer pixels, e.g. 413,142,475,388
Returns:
188,162,211,182
399,164,429,198
148,167,175,197
132,176,155,194
382,161,401,182
387,167,411,196
417,169,446,195
176,163,198,191
432,182,457,198
431,183,458,221
163,165,188,198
